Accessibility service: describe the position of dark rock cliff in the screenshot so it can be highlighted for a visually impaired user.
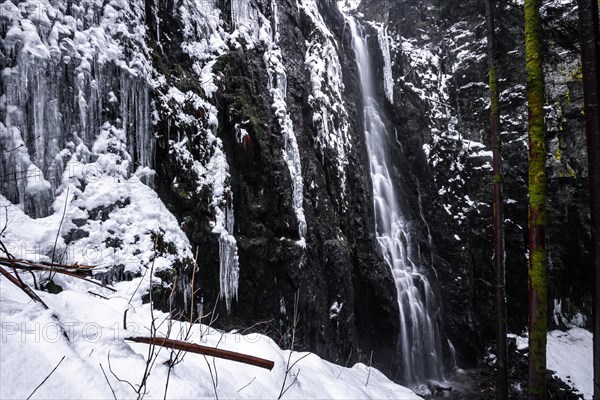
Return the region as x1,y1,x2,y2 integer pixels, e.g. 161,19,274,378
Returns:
0,0,404,378
355,0,592,389
144,0,403,374
0,0,592,392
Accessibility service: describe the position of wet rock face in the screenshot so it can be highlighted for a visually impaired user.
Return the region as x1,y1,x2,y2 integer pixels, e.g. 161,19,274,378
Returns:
150,0,402,373
2,0,591,388
359,0,592,372
0,0,403,376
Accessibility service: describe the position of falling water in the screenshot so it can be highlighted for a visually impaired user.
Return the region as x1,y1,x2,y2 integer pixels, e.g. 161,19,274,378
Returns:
348,17,443,384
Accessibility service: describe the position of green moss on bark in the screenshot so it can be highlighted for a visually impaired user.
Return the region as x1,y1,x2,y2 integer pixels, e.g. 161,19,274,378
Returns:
524,0,548,397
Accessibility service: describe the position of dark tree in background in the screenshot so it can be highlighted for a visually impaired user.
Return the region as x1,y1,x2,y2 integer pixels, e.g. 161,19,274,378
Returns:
484,0,508,398
576,0,600,398
524,0,548,398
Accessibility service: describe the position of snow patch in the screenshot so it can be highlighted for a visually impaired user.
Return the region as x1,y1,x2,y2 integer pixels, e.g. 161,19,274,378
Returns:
0,270,423,399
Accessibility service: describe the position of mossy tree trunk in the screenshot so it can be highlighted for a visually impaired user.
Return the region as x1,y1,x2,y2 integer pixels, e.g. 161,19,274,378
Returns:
524,0,547,398
576,0,600,398
485,0,508,398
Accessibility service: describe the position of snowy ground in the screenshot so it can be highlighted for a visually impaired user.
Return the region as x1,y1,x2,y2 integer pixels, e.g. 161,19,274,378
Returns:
0,270,421,399
509,328,593,399
547,328,594,399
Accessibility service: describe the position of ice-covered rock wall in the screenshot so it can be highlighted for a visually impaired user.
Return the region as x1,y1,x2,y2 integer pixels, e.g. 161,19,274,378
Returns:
0,0,153,218
0,2,200,320
0,0,410,381
148,0,398,376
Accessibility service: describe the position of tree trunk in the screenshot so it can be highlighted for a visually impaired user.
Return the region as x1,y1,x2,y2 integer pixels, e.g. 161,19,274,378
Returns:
576,0,600,398
485,0,508,399
524,0,547,398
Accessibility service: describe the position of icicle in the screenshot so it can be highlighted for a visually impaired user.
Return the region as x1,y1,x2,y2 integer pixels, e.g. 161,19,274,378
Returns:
153,0,160,42
218,199,239,313
262,1,307,242
377,24,395,104
0,0,156,218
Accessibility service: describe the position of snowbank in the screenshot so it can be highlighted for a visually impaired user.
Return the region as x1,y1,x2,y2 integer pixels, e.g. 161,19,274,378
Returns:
547,328,594,399
0,268,421,399
509,329,593,399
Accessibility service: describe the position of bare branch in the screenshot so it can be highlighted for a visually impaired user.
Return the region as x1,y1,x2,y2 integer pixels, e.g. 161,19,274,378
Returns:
203,355,219,400
108,350,137,393
50,187,70,268
0,265,49,309
26,356,65,400
237,377,256,393
125,336,275,370
100,364,118,400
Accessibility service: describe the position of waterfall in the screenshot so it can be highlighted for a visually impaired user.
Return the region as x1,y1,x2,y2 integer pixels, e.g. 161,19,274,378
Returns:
348,17,443,384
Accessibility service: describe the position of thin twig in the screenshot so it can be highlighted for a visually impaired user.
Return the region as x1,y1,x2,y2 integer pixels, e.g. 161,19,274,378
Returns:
135,237,162,400
200,293,220,340
288,353,310,371
163,302,177,400
279,369,301,398
163,348,174,400
278,292,301,400
203,355,219,400
26,356,65,400
89,291,109,300
365,350,373,387
50,187,70,269
123,248,153,331
237,377,256,393
108,350,137,393
336,346,353,379
240,318,275,335
189,246,199,325
100,364,118,400
1,143,24,154
27,269,39,290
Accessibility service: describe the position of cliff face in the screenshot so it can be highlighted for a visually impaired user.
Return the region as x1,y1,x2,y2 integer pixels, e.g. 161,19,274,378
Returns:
0,0,592,389
0,0,404,377
355,0,591,370
151,0,404,370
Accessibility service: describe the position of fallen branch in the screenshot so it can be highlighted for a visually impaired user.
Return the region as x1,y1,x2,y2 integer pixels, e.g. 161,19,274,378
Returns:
0,257,94,274
40,260,95,270
0,254,69,341
125,337,275,371
0,257,97,275
88,291,109,300
0,259,116,292
0,265,49,309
